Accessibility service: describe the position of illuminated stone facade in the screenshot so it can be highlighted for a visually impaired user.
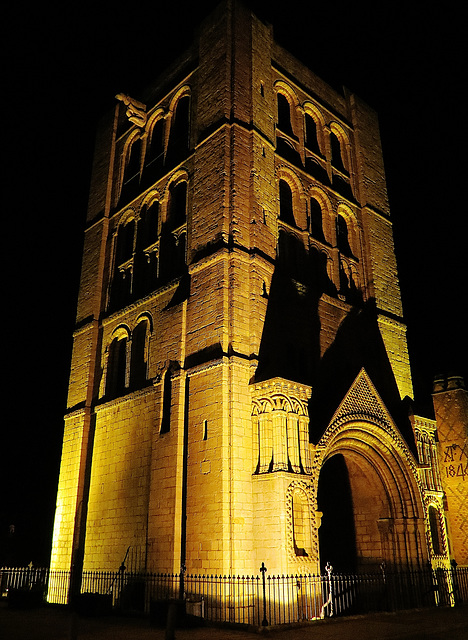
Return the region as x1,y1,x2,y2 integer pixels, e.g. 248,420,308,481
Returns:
432,376,468,565
50,0,467,586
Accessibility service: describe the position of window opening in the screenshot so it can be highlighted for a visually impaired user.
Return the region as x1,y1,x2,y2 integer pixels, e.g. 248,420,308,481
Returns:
146,118,165,166
110,220,135,309
336,214,353,257
330,132,346,173
167,181,187,230
310,197,325,242
279,180,295,227
139,201,159,249
130,321,148,388
277,93,294,137
143,118,165,185
120,138,142,203
106,336,127,398
124,139,142,181
166,95,190,165
305,113,320,154
292,491,310,557
116,220,135,264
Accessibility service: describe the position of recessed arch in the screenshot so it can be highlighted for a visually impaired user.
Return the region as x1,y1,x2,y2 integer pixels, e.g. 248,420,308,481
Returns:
286,480,316,563
140,189,160,210
167,84,191,116
138,196,160,238
308,186,333,244
329,122,351,174
130,314,152,389
117,207,137,227
274,80,301,137
118,131,143,203
105,324,131,398
145,108,166,175
166,86,191,164
114,212,136,263
135,311,154,334
110,323,131,341
121,130,142,171
336,203,360,258
163,168,190,196
146,106,166,132
315,419,428,571
276,166,306,229
303,101,326,154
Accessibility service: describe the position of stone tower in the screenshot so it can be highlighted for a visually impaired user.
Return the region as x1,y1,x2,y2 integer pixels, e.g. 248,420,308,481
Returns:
50,1,457,590
432,376,468,565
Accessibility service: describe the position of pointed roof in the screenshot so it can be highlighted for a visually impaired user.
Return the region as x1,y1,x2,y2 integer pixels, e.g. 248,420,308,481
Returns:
319,368,411,454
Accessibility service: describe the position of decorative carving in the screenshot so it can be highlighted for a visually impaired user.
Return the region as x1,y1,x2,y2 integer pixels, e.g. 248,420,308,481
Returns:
320,368,399,444
314,370,423,498
116,93,147,127
285,480,318,566
251,377,312,474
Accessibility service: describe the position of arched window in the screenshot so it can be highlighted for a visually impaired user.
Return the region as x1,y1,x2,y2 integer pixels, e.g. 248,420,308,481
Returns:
310,197,325,242
134,202,159,297
106,334,128,398
138,200,159,249
292,489,311,557
336,214,353,257
159,181,187,284
167,181,187,231
330,131,346,173
144,117,165,185
146,118,165,166
277,93,294,137
130,319,149,389
110,218,135,309
277,229,308,283
115,219,135,264
120,138,142,204
166,95,190,166
304,113,320,154
279,180,295,226
309,246,334,296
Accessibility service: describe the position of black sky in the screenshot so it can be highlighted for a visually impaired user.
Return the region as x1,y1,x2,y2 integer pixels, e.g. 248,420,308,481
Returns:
3,0,466,565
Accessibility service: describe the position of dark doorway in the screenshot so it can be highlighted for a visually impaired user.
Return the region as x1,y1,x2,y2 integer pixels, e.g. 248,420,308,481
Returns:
317,454,357,573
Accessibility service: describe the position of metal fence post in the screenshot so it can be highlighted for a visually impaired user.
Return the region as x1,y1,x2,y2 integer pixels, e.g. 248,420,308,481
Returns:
260,562,268,626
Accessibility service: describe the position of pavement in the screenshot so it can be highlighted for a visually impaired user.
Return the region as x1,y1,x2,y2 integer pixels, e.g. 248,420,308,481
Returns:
0,601,467,640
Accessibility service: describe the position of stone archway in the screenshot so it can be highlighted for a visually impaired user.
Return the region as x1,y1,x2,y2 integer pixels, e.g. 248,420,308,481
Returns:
316,421,428,572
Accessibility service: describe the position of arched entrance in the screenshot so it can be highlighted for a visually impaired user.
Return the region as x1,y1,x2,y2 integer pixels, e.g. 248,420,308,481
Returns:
317,454,357,572
316,420,428,572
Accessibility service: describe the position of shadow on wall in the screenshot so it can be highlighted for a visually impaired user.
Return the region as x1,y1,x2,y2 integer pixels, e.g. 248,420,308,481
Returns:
255,236,415,454
255,232,330,386
309,299,416,453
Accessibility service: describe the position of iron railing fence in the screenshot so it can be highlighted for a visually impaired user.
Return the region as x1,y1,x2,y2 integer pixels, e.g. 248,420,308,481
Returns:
1,565,467,625
0,566,49,597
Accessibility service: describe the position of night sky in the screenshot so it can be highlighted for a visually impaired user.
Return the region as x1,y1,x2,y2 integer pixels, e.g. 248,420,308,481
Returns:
3,1,466,565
